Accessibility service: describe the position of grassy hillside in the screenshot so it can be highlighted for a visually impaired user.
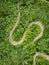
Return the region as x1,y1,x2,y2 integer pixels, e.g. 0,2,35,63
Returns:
0,0,49,65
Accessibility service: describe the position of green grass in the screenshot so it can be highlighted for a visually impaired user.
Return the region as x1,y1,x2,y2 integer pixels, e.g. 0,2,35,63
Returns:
0,0,49,65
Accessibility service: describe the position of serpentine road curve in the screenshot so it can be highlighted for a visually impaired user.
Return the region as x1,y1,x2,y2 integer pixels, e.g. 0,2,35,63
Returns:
9,2,44,46
9,1,49,65
34,52,49,65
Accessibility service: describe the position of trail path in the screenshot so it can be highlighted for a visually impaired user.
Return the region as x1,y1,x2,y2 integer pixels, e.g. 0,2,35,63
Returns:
9,0,49,65
9,1,44,46
34,52,49,65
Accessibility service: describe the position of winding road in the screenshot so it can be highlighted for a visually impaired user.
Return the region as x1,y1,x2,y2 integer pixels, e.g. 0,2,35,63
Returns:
9,0,49,65
34,52,49,65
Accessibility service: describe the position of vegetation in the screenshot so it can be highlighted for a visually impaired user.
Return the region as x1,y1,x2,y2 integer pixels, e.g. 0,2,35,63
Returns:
36,56,49,65
0,0,49,65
